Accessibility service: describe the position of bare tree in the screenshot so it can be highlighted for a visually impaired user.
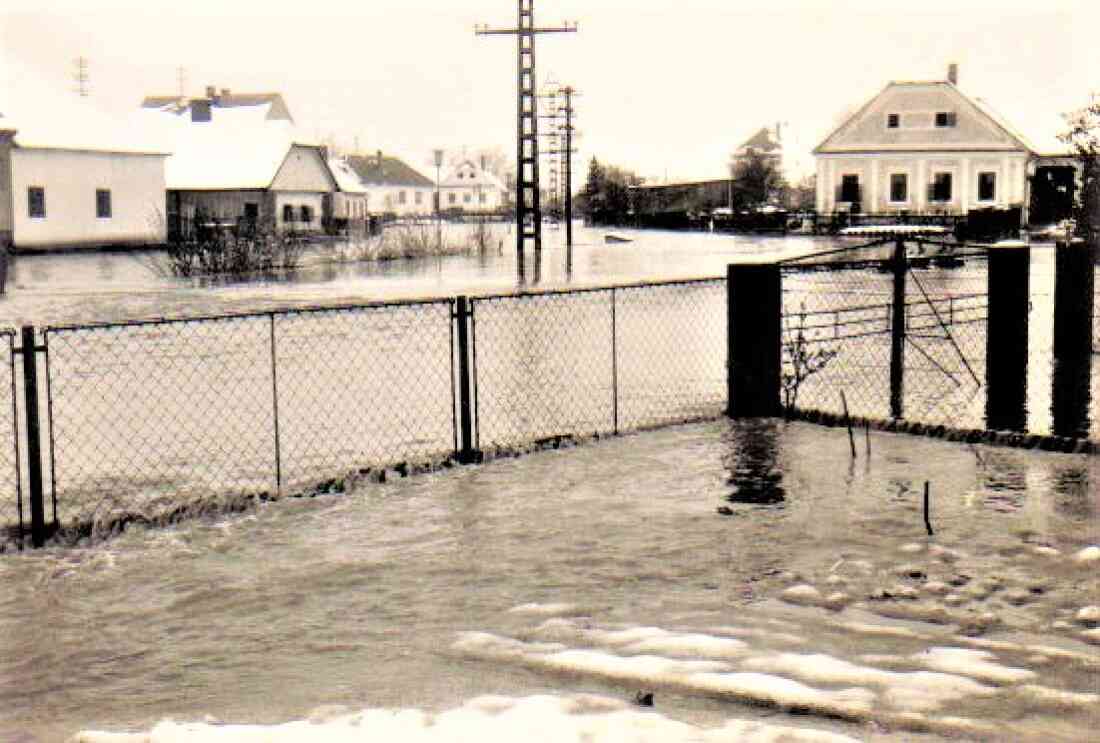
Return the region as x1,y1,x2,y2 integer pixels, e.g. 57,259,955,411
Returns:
1060,95,1100,239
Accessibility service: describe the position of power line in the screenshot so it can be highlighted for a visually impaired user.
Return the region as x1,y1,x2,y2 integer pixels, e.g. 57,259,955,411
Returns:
476,1,577,285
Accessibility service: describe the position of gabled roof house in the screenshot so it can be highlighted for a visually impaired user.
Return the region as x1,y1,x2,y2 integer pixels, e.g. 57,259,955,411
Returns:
813,64,1076,227
439,158,507,213
346,151,435,217
142,88,335,234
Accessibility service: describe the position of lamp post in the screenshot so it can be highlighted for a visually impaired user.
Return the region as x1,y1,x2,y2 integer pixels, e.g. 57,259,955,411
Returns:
433,148,444,248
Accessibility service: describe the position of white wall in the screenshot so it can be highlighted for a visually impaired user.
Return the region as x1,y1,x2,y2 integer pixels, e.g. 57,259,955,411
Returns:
273,191,325,231
815,152,1030,215
11,147,167,249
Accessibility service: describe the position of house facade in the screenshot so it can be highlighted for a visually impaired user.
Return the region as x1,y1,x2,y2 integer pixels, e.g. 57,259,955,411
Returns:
144,90,336,234
346,152,435,218
325,156,369,223
814,66,1075,227
439,158,507,213
0,97,168,251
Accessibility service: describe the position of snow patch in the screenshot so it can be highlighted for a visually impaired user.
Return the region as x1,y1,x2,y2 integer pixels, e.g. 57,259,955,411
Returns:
915,647,1036,684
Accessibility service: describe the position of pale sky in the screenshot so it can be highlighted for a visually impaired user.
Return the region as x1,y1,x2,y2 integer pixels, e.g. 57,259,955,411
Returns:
2,0,1098,187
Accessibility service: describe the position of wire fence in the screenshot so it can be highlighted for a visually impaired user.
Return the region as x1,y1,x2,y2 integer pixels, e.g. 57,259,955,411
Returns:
0,331,21,542
40,299,455,531
1,242,1096,547
470,279,726,449
780,241,990,432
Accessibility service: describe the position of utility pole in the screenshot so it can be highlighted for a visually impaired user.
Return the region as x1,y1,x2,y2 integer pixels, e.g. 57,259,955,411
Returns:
73,57,89,97
540,85,580,274
476,2,577,284
176,66,187,98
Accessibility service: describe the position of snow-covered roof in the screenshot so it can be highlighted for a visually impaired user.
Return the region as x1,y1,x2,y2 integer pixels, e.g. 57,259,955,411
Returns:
962,90,1071,157
141,92,294,123
141,102,321,190
0,59,169,155
441,159,507,190
327,157,367,194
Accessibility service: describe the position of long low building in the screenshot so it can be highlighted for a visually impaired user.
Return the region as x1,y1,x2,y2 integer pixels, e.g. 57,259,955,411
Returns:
1,81,169,251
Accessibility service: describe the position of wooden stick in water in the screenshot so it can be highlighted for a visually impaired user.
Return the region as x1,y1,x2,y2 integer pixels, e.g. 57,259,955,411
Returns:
924,481,934,536
840,390,856,459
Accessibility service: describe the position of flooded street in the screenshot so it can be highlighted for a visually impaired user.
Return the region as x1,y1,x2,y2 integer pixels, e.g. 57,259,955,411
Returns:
0,227,1096,741
0,419,1096,741
0,224,821,328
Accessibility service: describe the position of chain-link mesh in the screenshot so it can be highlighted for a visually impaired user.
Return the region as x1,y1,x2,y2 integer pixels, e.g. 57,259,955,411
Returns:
615,279,726,429
0,331,21,542
472,290,615,448
273,300,454,489
44,316,278,527
781,243,989,431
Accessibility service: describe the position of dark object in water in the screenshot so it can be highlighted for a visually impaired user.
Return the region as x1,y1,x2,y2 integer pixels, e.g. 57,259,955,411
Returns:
716,505,734,516
605,234,632,244
932,255,964,268
633,691,654,707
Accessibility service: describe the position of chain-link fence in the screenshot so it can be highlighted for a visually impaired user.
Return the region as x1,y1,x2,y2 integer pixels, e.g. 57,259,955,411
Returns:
470,278,726,449
780,240,990,432
41,299,456,531
0,331,21,543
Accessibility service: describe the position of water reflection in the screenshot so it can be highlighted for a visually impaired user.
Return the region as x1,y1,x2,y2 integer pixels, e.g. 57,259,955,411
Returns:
721,419,785,505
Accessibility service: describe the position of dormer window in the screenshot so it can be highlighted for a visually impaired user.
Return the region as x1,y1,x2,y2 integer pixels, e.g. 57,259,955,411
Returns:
887,113,900,129
935,111,957,128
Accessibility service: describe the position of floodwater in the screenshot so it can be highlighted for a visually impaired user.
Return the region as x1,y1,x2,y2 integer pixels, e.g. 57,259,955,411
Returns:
0,419,1096,741
0,223,822,327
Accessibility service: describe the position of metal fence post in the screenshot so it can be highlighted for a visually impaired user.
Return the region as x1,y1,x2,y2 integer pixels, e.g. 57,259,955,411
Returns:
1051,237,1095,438
889,237,907,420
454,296,479,463
19,326,47,547
985,240,1030,432
727,262,781,417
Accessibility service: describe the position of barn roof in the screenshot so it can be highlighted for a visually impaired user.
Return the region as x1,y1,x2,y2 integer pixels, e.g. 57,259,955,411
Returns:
346,153,434,187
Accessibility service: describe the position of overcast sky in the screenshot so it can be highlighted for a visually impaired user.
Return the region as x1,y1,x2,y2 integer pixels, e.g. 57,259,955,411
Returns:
2,0,1097,186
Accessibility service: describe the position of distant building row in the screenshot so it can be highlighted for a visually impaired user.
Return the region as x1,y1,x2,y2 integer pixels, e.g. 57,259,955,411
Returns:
0,86,507,251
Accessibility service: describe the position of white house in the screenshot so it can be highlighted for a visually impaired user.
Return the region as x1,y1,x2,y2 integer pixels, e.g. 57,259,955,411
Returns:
326,156,369,224
346,151,435,218
814,65,1076,227
142,89,336,235
439,158,507,213
0,90,169,251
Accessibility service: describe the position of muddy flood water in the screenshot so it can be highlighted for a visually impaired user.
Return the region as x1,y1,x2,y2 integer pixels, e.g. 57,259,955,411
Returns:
0,418,1096,741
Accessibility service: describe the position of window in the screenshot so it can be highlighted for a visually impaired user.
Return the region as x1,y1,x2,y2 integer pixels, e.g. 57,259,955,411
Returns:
935,111,957,128
839,174,860,203
977,172,996,202
929,172,953,202
889,174,908,203
887,113,900,129
299,205,312,223
448,193,456,204
397,190,407,205
415,191,423,205
463,192,472,203
283,204,295,222
244,203,259,222
27,186,45,218
96,189,112,219
479,192,487,203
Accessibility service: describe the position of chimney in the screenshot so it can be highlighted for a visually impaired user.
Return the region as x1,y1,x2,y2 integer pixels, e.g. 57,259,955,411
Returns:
480,155,487,172
205,85,216,99
948,63,958,85
220,88,231,99
775,121,782,143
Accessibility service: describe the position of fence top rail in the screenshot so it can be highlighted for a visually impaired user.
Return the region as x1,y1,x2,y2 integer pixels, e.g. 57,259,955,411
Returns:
41,296,457,335
777,236,897,266
469,275,725,303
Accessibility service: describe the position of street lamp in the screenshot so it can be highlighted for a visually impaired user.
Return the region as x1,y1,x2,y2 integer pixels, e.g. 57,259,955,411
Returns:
433,148,444,248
